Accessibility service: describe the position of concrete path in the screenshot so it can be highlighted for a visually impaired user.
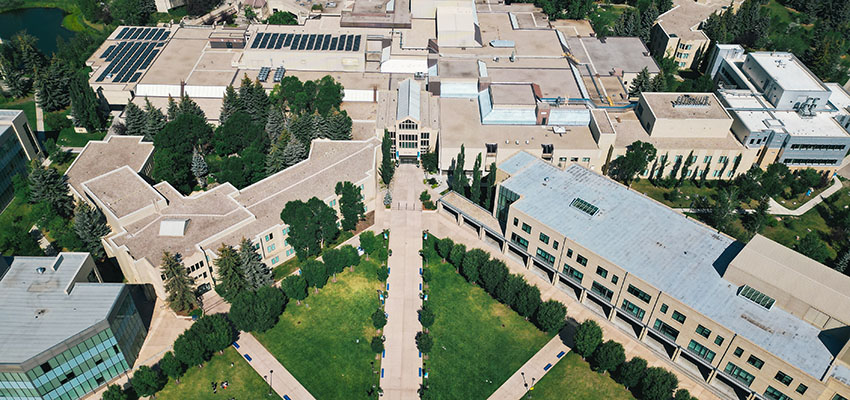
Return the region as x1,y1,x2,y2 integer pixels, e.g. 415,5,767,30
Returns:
380,164,425,399
35,103,44,132
488,333,572,400
234,333,316,400
767,175,844,216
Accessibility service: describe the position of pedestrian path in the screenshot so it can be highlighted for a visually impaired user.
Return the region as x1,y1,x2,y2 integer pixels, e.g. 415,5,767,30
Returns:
234,333,315,400
488,334,572,400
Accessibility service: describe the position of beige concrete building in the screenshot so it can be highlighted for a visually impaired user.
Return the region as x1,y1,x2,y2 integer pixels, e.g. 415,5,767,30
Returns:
377,78,439,163
439,152,850,400
66,137,379,299
0,109,43,208
648,0,736,70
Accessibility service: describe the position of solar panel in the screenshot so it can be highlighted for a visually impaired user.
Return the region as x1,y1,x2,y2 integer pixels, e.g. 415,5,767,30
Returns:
353,35,361,51
339,35,349,50
124,27,135,40
101,45,115,59
344,35,353,51
298,34,308,50
321,35,331,50
251,33,263,48
307,34,317,50
313,35,324,50
329,37,338,51
258,66,271,82
129,72,142,82
140,49,159,69
150,29,163,41
273,67,285,82
291,34,302,49
274,34,284,49
161,31,170,40
116,27,129,39
130,28,141,40
259,33,271,49
114,41,144,82
283,34,293,48
155,42,164,47
136,28,147,40
144,28,156,40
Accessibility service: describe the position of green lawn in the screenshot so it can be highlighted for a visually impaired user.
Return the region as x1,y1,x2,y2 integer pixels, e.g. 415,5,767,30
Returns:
57,127,105,147
590,3,631,32
255,258,384,399
157,346,281,400
153,5,188,22
426,261,553,399
0,97,37,130
630,179,720,209
775,184,830,210
520,352,635,400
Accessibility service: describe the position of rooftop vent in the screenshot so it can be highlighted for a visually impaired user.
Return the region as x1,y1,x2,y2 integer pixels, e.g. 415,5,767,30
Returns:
739,284,775,310
36,267,46,274
570,197,599,216
159,218,189,237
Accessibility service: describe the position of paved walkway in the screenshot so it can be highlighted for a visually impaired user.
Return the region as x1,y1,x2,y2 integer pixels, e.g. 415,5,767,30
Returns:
488,333,572,400
234,333,316,400
767,175,844,215
380,165,424,399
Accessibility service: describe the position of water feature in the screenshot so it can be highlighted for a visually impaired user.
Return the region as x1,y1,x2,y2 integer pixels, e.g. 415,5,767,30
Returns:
0,8,75,55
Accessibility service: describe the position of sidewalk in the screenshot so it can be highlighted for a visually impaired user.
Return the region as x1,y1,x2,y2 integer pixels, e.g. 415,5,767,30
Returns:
234,333,316,400
488,333,572,400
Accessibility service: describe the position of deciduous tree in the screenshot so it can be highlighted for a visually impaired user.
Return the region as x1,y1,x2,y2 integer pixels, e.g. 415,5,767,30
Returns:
159,351,185,383
301,259,329,293
514,282,541,319
574,319,603,359
461,248,489,283
131,365,166,398
281,274,307,305
280,197,340,259
534,299,566,333
229,286,287,332
637,367,679,400
614,356,647,389
336,181,365,231
590,340,626,373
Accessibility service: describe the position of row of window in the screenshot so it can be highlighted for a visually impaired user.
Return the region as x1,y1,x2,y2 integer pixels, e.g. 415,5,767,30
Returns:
789,143,845,151
784,158,840,166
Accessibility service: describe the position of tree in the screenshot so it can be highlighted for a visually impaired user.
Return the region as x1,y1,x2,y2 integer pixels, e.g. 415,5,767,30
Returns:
419,305,435,328
322,248,345,281
238,238,274,289
796,233,830,263
614,357,647,389
742,196,770,235
179,94,206,120
112,0,156,24
835,250,850,274
167,96,179,121
280,197,340,259
153,114,209,194
265,134,291,175
415,331,433,353
160,252,197,312
340,244,361,271
336,181,365,231
28,164,74,218
124,102,146,136
514,283,542,319
73,202,111,259
461,248,489,283
479,259,508,295
484,162,497,210
609,141,656,186
421,151,438,173
191,149,209,187
469,153,482,204
590,340,626,373
214,112,266,156
495,274,525,306
35,56,71,112
195,314,236,353
265,106,287,142
379,130,395,185
327,110,353,140
371,336,385,353
302,259,329,293
0,223,42,256
143,99,166,142
360,231,381,255
132,365,166,398
574,320,603,359
213,245,246,302
449,243,466,269
804,30,849,82
534,300,566,333
675,388,696,400
437,237,454,261
377,265,389,281
615,9,642,42
229,286,288,332
102,385,128,400
186,0,221,16
637,367,679,400
371,308,387,329
281,274,307,305
282,136,307,168
159,351,186,383
70,70,105,131
174,328,209,367
220,85,239,125
267,10,297,24
451,145,467,193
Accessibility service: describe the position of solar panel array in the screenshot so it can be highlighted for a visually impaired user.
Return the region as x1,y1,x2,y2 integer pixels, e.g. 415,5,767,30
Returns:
273,67,286,82
257,67,271,82
96,27,171,83
250,33,361,52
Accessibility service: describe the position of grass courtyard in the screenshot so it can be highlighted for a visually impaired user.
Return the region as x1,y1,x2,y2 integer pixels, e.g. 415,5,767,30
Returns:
157,346,281,400
425,261,553,399
520,352,635,400
255,257,384,399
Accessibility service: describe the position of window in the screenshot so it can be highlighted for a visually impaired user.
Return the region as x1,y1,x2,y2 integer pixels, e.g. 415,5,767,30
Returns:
581,157,591,162
734,347,744,357
795,384,807,394
566,249,573,258
687,340,716,362
511,233,529,250
591,281,613,301
570,157,579,162
522,223,532,234
271,256,280,264
713,170,721,177
267,244,276,252
570,198,599,216
715,336,725,346
621,299,646,319
696,325,711,338
653,319,680,341
764,386,793,400
660,304,668,313
265,232,274,241
740,285,775,309
486,143,498,153
718,156,728,163
536,248,555,266
539,232,549,244
627,285,651,303
576,254,587,266
774,371,793,386
704,156,712,163
513,217,519,226
611,275,618,284
724,362,755,387
671,310,686,323
399,119,418,130
747,355,764,369
833,395,848,400
596,266,608,278
563,265,583,283
553,241,559,250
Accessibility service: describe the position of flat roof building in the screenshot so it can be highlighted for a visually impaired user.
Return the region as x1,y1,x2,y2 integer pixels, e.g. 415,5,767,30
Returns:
438,153,850,400
0,253,147,400
0,109,43,208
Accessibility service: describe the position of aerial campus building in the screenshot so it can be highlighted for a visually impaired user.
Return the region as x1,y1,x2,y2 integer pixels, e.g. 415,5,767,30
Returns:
438,152,850,400
0,253,147,400
0,109,43,209
64,136,378,299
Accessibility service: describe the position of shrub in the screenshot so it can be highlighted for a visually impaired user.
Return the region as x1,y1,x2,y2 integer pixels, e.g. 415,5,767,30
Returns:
377,265,389,281
419,190,431,202
371,308,387,329
415,331,433,353
371,336,385,353
422,267,432,283
574,320,603,359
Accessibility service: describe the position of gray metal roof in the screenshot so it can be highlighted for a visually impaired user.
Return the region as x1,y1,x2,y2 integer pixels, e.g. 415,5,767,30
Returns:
396,78,420,121
499,153,834,379
0,253,125,365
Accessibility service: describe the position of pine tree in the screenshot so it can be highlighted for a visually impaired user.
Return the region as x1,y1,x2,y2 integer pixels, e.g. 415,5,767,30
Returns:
161,252,197,312
327,110,352,140
452,145,467,192
220,85,239,125
166,96,179,121
639,3,659,42
265,136,290,175
70,70,104,131
73,202,111,259
650,72,668,92
191,149,208,187
282,137,307,168
470,153,482,205
265,106,287,143
310,112,329,140
143,99,165,142
835,250,850,274
614,8,640,36
179,94,205,120
249,80,270,126
28,164,74,218
629,67,652,96
484,162,497,211
35,56,71,112
213,244,247,302
238,238,273,289
123,102,145,136
379,130,395,185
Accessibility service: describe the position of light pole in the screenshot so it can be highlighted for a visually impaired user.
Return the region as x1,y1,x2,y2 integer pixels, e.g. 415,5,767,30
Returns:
521,371,527,389
269,369,274,396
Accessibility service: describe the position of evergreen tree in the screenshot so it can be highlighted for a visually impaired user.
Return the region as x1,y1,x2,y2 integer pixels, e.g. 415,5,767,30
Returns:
35,56,71,112
484,162,497,210
124,102,146,136
379,130,395,185
220,85,239,125
167,96,179,121
335,181,365,231
282,136,308,168
629,67,652,96
28,164,75,218
327,110,353,140
470,153,482,205
179,94,205,120
614,8,641,36
650,72,668,92
160,252,197,312
143,99,166,142
191,149,208,187
309,112,330,140
265,135,291,175
0,65,31,98
73,202,111,259
70,70,105,131
451,145,467,192
265,106,287,143
238,238,273,290
213,244,247,302
639,3,660,42
835,250,850,274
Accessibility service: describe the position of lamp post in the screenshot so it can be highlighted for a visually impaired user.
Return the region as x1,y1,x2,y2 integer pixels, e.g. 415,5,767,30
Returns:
521,371,527,388
269,369,274,396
